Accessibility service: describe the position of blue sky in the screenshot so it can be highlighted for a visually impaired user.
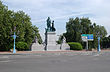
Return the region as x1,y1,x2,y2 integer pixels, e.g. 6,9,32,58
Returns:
2,0,110,39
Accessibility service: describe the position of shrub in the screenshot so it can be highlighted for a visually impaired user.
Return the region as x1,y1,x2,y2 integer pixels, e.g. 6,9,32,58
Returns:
68,42,83,50
56,41,61,44
16,42,28,51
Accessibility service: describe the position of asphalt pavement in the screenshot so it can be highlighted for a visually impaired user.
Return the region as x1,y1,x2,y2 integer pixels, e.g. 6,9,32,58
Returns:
0,51,110,72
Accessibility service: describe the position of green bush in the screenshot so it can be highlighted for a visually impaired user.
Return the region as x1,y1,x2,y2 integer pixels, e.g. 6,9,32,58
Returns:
56,41,61,44
16,42,28,51
68,42,83,50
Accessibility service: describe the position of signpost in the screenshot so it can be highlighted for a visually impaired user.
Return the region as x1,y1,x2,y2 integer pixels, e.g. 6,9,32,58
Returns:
81,34,93,41
81,34,94,50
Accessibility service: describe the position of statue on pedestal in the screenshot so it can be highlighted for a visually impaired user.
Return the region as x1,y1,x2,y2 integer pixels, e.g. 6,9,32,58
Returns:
45,17,56,50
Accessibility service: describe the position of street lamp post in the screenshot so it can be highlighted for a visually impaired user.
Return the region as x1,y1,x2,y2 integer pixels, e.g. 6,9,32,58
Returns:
12,32,16,53
96,32,101,52
11,26,18,54
98,36,101,52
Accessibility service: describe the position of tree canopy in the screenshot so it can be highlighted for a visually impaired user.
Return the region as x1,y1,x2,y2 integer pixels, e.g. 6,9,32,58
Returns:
0,1,42,51
64,17,107,49
101,35,110,48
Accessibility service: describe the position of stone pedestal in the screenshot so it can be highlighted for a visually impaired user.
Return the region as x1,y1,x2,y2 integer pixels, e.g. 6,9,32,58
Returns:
46,32,60,51
31,32,70,51
31,43,44,51
60,37,70,50
61,43,70,50
31,37,44,51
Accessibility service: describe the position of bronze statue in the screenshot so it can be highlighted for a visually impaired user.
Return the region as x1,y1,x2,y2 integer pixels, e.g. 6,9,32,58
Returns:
46,17,56,32
51,20,56,31
47,17,51,31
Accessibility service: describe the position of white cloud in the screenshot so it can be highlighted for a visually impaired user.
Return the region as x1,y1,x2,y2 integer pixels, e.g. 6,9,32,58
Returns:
2,0,110,36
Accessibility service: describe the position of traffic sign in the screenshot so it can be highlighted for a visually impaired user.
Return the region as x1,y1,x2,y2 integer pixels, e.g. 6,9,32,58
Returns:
87,34,94,41
81,34,93,41
81,35,87,42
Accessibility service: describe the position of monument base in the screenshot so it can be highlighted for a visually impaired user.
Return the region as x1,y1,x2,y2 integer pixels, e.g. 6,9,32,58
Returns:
61,43,70,50
31,32,70,51
45,32,60,51
31,43,44,51
31,37,44,51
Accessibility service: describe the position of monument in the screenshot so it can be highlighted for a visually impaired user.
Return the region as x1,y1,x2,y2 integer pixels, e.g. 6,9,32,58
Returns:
31,17,70,51
45,17,60,51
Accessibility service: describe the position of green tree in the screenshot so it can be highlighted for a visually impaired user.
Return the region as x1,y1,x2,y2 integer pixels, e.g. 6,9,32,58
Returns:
56,35,64,44
32,25,42,44
64,17,107,49
0,1,14,50
0,1,42,51
101,35,110,48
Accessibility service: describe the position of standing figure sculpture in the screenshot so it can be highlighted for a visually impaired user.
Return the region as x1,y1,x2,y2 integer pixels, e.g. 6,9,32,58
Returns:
51,20,56,31
46,17,51,31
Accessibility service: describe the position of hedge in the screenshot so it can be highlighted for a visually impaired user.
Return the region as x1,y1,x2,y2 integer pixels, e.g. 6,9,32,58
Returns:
68,42,83,50
16,42,28,51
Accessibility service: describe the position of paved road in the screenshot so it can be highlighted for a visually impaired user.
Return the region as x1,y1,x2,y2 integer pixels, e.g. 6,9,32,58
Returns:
0,52,110,72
